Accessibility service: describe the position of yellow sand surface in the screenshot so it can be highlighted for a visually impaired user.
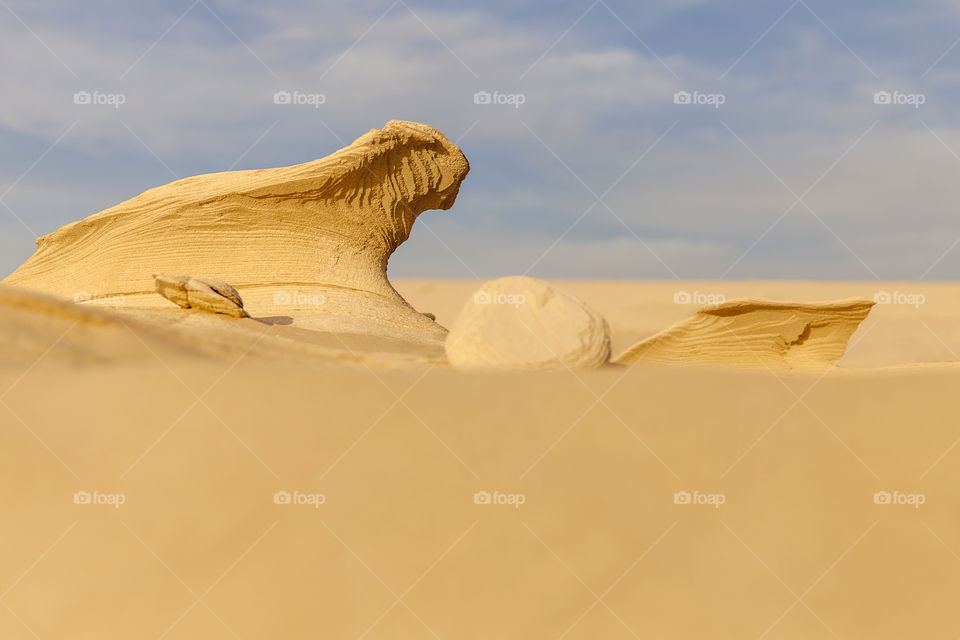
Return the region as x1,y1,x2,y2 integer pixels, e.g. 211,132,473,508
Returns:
1,280,958,638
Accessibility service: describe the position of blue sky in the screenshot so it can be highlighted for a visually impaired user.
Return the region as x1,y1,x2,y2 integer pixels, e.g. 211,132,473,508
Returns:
3,0,960,280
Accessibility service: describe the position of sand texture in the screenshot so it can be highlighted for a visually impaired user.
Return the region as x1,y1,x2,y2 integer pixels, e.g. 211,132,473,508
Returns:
3,301,960,638
0,285,448,369
614,298,875,369
3,120,469,345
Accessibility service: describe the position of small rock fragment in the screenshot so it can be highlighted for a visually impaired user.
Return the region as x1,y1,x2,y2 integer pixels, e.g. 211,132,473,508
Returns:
153,273,247,318
153,274,190,309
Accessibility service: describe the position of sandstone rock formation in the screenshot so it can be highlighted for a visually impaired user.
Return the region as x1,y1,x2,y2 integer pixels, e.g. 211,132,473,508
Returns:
3,120,469,344
445,276,611,371
154,274,247,318
614,298,874,369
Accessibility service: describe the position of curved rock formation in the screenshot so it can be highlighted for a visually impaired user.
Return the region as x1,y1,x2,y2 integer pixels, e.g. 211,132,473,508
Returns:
446,276,611,371
614,298,874,369
3,120,469,344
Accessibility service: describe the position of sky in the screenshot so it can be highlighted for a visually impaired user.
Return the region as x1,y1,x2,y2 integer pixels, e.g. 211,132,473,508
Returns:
2,0,960,280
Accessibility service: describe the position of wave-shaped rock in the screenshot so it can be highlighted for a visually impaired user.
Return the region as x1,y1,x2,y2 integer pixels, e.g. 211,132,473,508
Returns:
614,298,874,369
3,120,469,344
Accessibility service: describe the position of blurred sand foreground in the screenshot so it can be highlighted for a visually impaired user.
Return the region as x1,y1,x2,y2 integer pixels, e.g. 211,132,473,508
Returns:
2,280,960,638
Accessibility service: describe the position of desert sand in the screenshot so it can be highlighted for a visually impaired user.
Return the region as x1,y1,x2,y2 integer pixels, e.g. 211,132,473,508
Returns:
2,280,960,638
3,121,960,638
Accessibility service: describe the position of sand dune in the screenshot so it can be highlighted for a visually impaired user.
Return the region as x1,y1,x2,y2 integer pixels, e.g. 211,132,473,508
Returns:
3,120,468,345
614,298,875,369
0,285,445,369
2,280,960,639
3,283,936,372
0,285,188,366
3,334,960,638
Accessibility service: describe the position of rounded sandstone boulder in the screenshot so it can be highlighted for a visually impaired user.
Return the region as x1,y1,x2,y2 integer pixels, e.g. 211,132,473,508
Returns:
445,276,611,371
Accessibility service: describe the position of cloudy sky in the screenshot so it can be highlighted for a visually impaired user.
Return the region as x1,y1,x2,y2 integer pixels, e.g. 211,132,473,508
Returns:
2,0,960,280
